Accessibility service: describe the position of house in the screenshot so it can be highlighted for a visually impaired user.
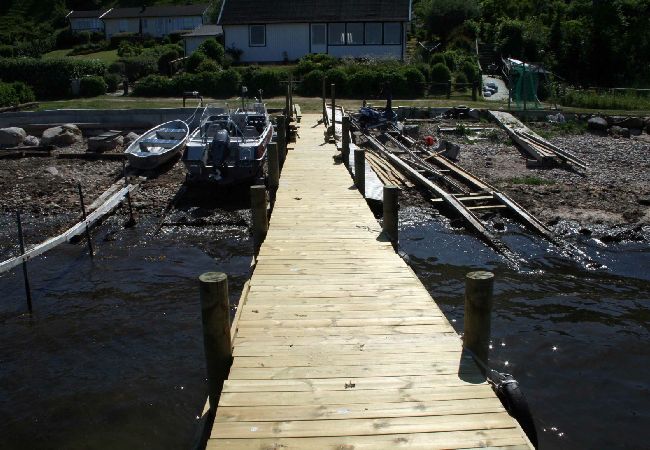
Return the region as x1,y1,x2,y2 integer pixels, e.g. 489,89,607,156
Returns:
183,24,224,55
217,0,412,63
66,10,107,33
100,4,210,39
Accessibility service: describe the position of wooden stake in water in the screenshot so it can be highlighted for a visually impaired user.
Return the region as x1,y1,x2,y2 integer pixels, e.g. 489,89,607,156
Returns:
122,160,135,227
77,182,94,258
463,271,494,372
15,211,33,313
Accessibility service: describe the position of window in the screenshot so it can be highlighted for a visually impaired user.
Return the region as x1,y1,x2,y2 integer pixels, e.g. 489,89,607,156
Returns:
311,24,326,46
365,23,382,44
249,25,265,46
346,23,363,45
328,23,345,45
383,23,401,44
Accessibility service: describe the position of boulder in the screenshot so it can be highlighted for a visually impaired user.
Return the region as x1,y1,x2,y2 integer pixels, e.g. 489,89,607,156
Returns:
645,117,650,134
610,125,630,138
23,135,40,146
588,116,609,132
614,116,645,130
0,127,27,146
123,132,140,146
87,133,124,152
41,124,82,147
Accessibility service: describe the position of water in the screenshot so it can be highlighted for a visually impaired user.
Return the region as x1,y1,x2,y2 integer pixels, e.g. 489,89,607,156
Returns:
0,215,252,450
0,205,648,449
399,206,650,450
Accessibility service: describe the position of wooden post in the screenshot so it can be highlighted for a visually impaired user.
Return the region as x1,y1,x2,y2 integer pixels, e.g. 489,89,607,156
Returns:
15,211,33,313
77,182,94,258
341,115,350,166
250,185,268,252
199,272,232,411
276,115,286,168
463,271,494,370
522,63,527,111
383,185,399,243
322,77,327,125
267,142,280,194
122,161,135,227
472,81,478,101
289,73,294,120
331,83,336,125
354,148,365,197
285,82,291,119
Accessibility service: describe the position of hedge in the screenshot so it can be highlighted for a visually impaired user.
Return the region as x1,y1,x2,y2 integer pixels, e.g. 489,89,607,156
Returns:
0,81,35,107
0,58,106,99
133,69,242,98
80,76,107,97
238,67,290,97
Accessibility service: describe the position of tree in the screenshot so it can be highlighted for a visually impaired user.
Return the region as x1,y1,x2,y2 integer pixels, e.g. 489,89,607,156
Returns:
417,0,479,42
198,38,225,65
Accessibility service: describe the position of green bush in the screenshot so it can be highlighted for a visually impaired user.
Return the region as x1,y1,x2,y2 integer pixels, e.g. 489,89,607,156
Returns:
133,75,175,97
0,58,106,99
134,69,241,98
158,48,181,75
348,69,380,98
118,41,143,57
0,45,14,58
186,51,207,73
402,67,427,97
104,73,121,93
246,68,286,97
196,59,220,73
324,68,348,96
299,69,325,96
119,57,158,81
430,53,448,68
454,72,469,91
0,81,35,107
295,53,338,75
197,39,225,65
80,75,107,97
460,60,478,83
430,63,452,83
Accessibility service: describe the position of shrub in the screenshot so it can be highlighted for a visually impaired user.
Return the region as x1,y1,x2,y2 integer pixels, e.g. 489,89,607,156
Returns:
460,60,479,83
186,51,207,73
104,73,121,93
348,69,380,98
299,69,325,96
119,57,158,81
158,48,181,75
324,68,348,95
134,69,241,98
430,63,452,83
246,68,286,97
133,75,175,96
80,75,107,97
197,39,225,65
0,81,35,107
295,53,338,75
108,61,125,75
430,53,448,68
196,59,220,73
0,58,106,99
454,72,469,91
401,67,427,97
0,45,13,58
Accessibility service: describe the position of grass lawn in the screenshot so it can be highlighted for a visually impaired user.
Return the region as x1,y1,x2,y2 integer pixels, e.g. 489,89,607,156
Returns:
42,49,119,64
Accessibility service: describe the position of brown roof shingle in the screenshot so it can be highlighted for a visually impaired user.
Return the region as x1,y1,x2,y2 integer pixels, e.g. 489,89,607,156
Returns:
219,0,411,25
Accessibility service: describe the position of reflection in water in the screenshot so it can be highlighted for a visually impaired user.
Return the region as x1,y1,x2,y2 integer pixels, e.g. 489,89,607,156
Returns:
399,207,650,450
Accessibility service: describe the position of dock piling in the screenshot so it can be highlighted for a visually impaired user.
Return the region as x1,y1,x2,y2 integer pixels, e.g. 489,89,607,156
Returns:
77,182,94,258
122,161,135,227
15,211,33,313
354,148,365,197
250,185,268,253
331,84,336,126
199,272,232,411
463,271,495,371
276,115,287,168
342,116,350,166
322,78,327,125
267,142,280,197
383,185,399,243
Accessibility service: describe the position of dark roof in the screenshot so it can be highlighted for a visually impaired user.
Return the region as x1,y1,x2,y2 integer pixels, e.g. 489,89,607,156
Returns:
218,0,411,24
101,4,209,19
67,9,108,19
183,24,223,37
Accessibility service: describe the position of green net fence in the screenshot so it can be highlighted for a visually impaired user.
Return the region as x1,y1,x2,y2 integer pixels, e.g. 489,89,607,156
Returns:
510,61,541,109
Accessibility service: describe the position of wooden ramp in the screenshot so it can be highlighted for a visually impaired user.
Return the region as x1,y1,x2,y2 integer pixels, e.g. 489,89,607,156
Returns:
207,114,533,449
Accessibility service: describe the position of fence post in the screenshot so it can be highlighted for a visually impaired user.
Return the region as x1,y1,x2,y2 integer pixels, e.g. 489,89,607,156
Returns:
322,77,328,125
342,115,350,167
77,182,94,258
354,148,365,197
199,272,232,412
331,83,336,126
15,211,33,313
383,185,399,243
250,185,268,253
463,271,494,372
276,115,286,168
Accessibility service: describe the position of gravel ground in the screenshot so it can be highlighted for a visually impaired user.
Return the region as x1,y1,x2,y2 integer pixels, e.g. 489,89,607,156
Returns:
420,121,650,231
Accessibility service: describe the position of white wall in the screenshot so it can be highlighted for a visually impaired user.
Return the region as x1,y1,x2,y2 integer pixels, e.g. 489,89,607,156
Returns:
225,24,310,62
70,18,104,32
104,18,140,38
105,16,203,38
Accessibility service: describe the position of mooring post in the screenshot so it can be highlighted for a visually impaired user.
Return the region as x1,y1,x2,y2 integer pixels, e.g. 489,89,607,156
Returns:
199,272,232,411
354,148,365,197
288,73,294,120
322,78,327,125
250,185,268,253
15,211,33,313
122,161,135,227
331,83,336,126
342,115,350,167
276,115,286,168
463,271,494,372
285,82,291,119
267,142,280,196
383,185,399,243
77,182,94,258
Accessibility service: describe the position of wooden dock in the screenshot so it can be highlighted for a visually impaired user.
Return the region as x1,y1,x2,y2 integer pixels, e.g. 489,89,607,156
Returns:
206,114,533,449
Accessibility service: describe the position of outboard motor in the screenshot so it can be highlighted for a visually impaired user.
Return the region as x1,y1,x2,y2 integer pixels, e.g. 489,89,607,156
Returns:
210,129,230,179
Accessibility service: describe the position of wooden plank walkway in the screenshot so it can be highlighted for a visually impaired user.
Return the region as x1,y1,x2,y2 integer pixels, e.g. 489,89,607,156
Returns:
207,114,533,449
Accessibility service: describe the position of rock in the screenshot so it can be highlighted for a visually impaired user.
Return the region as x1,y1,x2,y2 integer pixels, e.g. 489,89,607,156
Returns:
588,117,608,132
23,135,40,146
0,127,27,146
44,166,59,176
88,134,123,152
41,124,82,147
645,118,650,134
610,126,630,138
614,117,645,130
638,196,650,206
123,132,140,146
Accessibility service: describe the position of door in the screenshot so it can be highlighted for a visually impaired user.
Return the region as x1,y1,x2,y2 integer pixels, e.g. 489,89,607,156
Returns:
310,23,326,54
